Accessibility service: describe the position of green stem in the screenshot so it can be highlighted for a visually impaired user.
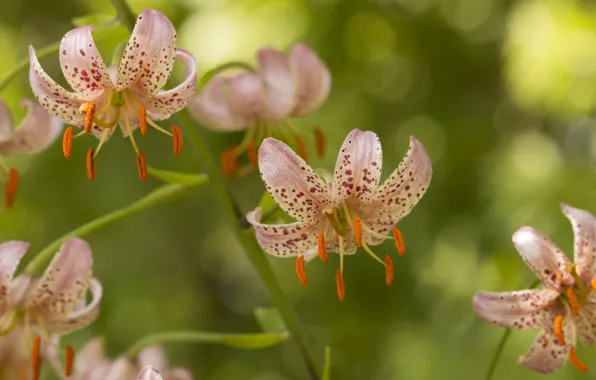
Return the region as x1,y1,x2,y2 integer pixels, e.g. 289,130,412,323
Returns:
109,0,136,32
25,181,205,274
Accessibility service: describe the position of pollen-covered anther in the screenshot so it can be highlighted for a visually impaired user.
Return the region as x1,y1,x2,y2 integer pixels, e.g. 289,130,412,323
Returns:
221,148,237,178
136,150,147,181
4,168,18,210
65,345,75,376
392,227,405,256
81,102,96,133
317,233,328,263
139,107,147,136
554,315,566,345
247,138,258,168
570,346,589,373
171,125,182,156
591,279,596,291
336,269,345,302
385,255,394,286
354,217,363,247
296,255,308,286
567,288,580,316
63,127,73,159
296,137,308,163
315,129,326,158
31,335,41,380
86,148,95,180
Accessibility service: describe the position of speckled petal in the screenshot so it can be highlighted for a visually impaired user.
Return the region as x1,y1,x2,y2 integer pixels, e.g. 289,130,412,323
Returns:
247,208,321,258
138,366,163,380
573,300,596,346
259,138,334,223
473,289,559,330
138,345,167,372
116,9,176,96
513,227,574,291
561,204,596,284
0,100,14,140
140,49,197,120
288,44,331,116
59,26,113,97
188,76,246,131
167,368,195,380
257,48,295,120
0,99,63,155
29,46,86,127
332,129,383,202
0,241,29,308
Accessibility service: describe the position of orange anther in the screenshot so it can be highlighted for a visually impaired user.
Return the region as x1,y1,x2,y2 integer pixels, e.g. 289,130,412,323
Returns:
221,148,237,178
247,139,258,168
317,233,328,263
296,137,308,162
139,107,147,135
84,102,96,133
65,345,75,376
385,255,394,286
31,335,41,380
315,129,326,158
354,217,363,247
393,227,405,256
336,269,345,302
296,255,308,286
570,346,589,373
567,288,579,316
62,127,73,159
554,316,566,345
136,150,147,181
5,168,18,210
171,125,182,156
86,148,95,180
592,279,596,290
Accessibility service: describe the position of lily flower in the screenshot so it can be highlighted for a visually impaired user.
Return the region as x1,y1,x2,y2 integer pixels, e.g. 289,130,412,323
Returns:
0,238,102,379
188,44,330,177
29,9,197,181
0,99,62,209
138,366,164,380
473,204,596,374
247,129,432,301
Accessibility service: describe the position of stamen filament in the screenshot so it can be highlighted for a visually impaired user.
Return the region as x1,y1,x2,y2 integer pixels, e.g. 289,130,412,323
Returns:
554,315,566,345
247,139,258,168
317,233,328,263
336,269,345,302
139,106,147,135
136,150,147,181
362,243,387,266
569,346,589,373
31,335,41,380
65,345,75,376
221,148,238,178
62,127,73,159
86,148,95,180
354,217,363,247
146,117,172,136
385,255,394,286
296,255,308,286
315,129,326,157
233,124,257,156
566,264,587,296
5,168,18,210
123,119,140,153
393,227,405,256
296,137,308,162
93,129,110,158
171,125,183,156
567,288,580,316
339,234,345,274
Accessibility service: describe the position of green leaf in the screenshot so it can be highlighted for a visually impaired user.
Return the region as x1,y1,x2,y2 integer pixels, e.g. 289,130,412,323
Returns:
72,14,118,29
322,346,332,380
254,307,287,333
220,332,289,349
147,166,208,186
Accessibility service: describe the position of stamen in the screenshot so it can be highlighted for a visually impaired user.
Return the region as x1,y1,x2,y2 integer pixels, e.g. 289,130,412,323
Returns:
65,345,74,376
296,255,308,286
86,148,95,180
31,335,41,380
315,129,326,158
592,279,596,290
221,148,237,178
392,227,405,256
554,315,566,345
4,168,18,210
171,125,183,156
567,288,580,316
354,217,363,247
336,269,345,302
318,233,328,263
385,255,394,286
296,137,308,162
136,150,147,181
62,127,73,159
82,102,96,133
247,139,258,168
570,346,589,373
139,107,147,135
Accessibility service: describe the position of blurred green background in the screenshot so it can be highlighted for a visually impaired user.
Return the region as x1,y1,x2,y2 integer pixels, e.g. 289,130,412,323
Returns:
2,0,596,379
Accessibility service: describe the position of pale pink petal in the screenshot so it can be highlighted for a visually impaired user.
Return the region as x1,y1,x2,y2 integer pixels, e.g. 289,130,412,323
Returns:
257,48,295,120
0,99,63,155
8,274,32,309
116,9,176,96
29,45,86,127
0,241,29,309
0,100,14,140
573,300,596,345
513,227,574,290
259,138,334,224
332,129,383,202
107,357,139,380
59,26,113,98
140,49,198,120
166,368,195,380
288,44,331,116
561,204,596,284
226,74,265,124
326,232,357,255
188,76,246,131
473,289,559,329
138,345,167,372
75,337,107,374
138,366,164,380
247,208,321,259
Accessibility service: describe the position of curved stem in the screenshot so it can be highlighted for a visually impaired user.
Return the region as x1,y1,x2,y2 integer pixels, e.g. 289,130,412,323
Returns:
110,0,136,32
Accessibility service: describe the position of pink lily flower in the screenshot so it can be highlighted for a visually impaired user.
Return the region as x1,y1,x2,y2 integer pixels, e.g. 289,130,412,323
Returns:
188,44,330,177
473,204,596,374
247,129,432,300
0,99,62,209
29,9,197,181
138,366,164,380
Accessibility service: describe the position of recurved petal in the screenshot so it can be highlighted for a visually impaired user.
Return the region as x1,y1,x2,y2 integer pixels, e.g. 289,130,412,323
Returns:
188,76,247,131
332,129,383,202
561,204,596,284
141,49,197,120
0,99,63,155
106,357,138,380
138,366,163,380
116,9,177,96
288,44,331,116
513,227,574,290
247,208,321,259
259,138,334,223
257,48,295,120
0,100,14,140
138,345,167,372
59,26,113,97
29,46,86,127
75,337,107,375
0,241,29,305
473,289,559,330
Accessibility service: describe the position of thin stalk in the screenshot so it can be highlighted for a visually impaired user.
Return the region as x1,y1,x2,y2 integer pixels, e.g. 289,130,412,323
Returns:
109,0,136,32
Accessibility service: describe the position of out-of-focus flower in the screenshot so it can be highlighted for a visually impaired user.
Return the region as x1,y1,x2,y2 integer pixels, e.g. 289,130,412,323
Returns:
188,44,331,177
247,129,432,301
473,204,596,374
138,366,164,380
29,9,196,181
0,99,62,209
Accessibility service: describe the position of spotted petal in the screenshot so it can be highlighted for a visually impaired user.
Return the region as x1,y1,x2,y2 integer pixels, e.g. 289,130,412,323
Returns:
0,241,29,311
116,9,176,96
138,366,164,380
561,204,596,284
257,48,295,120
573,299,596,346
289,44,331,116
513,227,574,290
473,289,559,330
0,100,13,140
60,26,113,98
259,138,334,224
